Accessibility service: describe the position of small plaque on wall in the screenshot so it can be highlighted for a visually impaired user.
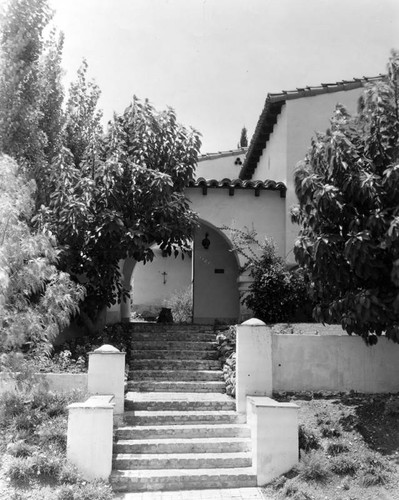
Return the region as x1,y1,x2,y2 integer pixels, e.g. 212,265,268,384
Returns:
214,269,225,274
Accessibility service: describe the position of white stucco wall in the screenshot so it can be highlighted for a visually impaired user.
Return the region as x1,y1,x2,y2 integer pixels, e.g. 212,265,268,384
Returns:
254,104,288,183
132,247,192,314
196,151,246,180
0,373,88,395
236,325,399,395
273,334,399,393
187,187,286,262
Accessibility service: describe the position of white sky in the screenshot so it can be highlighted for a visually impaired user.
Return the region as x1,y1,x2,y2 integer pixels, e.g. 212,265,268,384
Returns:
47,0,399,153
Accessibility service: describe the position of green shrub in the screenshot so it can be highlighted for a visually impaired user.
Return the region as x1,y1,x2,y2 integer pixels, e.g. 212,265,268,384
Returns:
320,422,342,438
326,440,349,456
330,454,359,476
298,425,321,453
216,326,237,397
57,462,81,485
358,452,393,487
51,322,132,369
0,391,27,428
27,351,87,374
165,286,192,323
5,452,63,482
229,232,313,323
296,450,330,483
280,478,313,499
222,353,236,397
6,440,36,458
56,482,113,500
4,455,32,482
216,325,236,361
360,469,390,487
37,416,67,451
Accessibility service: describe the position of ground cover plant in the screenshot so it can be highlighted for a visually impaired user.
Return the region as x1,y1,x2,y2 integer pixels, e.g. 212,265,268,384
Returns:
0,387,113,500
215,325,236,397
262,393,399,500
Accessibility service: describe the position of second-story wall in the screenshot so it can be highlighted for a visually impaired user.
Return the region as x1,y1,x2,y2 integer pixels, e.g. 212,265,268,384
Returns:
196,150,246,180
253,104,288,183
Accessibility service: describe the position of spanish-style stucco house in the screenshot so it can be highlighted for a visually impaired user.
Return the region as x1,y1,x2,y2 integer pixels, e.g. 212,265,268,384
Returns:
107,76,381,325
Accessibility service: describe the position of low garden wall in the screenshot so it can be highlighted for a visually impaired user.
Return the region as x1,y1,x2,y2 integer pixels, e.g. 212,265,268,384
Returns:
236,322,399,413
273,334,399,393
0,372,88,395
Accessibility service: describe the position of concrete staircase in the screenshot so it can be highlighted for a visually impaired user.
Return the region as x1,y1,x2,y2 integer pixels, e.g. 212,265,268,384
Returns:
110,325,256,492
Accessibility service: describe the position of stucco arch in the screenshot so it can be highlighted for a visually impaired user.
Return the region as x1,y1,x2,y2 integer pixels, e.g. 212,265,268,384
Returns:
192,219,240,324
107,219,247,324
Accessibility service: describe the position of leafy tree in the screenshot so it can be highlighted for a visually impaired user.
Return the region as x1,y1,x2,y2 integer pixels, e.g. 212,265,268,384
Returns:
293,51,399,343
239,126,248,148
0,155,85,369
39,28,65,166
63,59,103,171
0,0,64,205
40,98,201,334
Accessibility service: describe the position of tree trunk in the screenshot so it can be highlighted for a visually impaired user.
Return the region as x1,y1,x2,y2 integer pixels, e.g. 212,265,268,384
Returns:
80,305,108,336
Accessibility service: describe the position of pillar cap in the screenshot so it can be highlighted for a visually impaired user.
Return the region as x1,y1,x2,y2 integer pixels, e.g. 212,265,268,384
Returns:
93,344,120,353
241,318,266,326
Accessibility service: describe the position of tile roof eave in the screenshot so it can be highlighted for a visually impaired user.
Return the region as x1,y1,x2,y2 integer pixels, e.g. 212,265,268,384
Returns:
198,147,248,162
187,177,287,192
239,75,385,180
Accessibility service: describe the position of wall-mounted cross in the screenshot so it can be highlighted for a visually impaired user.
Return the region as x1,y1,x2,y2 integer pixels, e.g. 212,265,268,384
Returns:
161,271,167,285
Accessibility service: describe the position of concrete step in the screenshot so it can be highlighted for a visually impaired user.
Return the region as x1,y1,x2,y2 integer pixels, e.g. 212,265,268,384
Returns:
127,381,226,393
131,341,217,351
130,359,221,370
130,350,219,360
110,467,257,492
125,392,236,412
130,331,217,342
116,423,250,440
123,410,246,426
128,370,223,382
125,323,216,333
113,451,252,470
114,437,251,454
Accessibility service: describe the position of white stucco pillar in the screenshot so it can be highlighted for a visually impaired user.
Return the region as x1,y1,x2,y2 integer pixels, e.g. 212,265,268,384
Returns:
247,396,299,485
88,345,126,414
236,318,273,413
120,295,131,322
67,395,114,481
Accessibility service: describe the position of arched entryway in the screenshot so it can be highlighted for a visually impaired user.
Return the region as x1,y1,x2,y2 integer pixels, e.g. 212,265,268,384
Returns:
107,220,241,324
192,220,240,324
130,244,192,320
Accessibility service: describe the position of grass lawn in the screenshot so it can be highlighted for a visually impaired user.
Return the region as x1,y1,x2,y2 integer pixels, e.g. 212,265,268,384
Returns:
262,392,399,500
0,388,113,500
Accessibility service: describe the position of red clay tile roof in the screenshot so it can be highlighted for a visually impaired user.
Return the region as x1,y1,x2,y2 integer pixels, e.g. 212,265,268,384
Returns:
239,75,384,180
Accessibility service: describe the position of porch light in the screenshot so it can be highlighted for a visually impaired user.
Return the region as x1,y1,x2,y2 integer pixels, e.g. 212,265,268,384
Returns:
202,233,210,250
